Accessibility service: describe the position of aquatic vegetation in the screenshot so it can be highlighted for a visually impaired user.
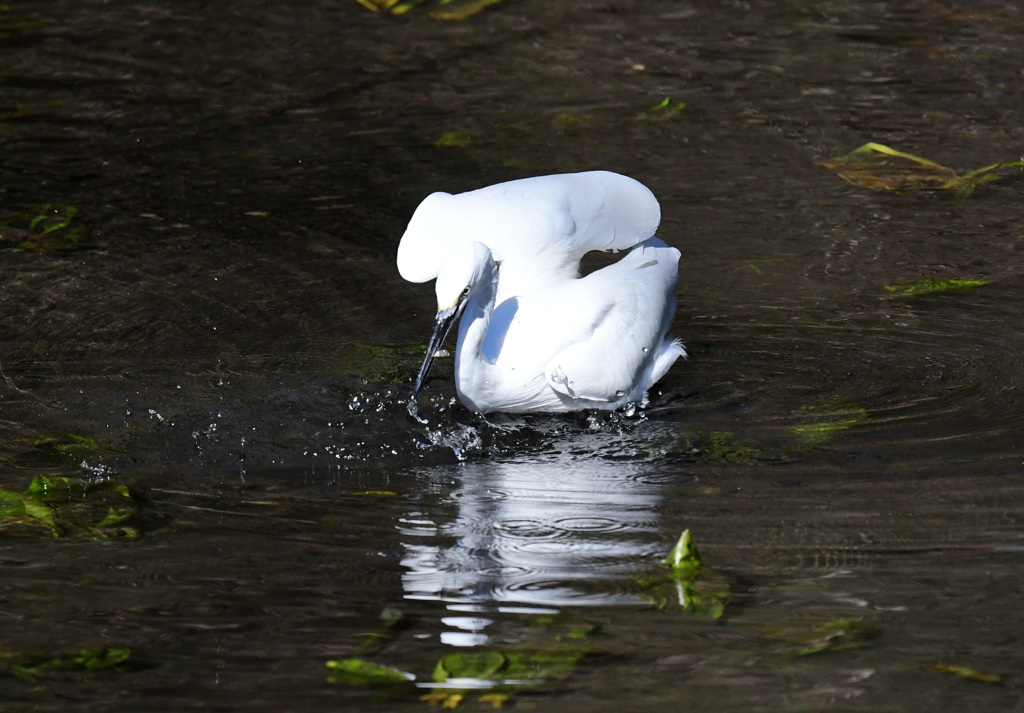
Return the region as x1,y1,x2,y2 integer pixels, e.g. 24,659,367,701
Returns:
0,203,87,252
691,431,767,464
636,529,730,620
530,614,595,642
884,276,990,298
664,528,702,574
425,647,583,707
433,647,583,683
760,617,877,657
435,129,472,148
326,658,415,687
2,646,132,682
353,0,507,20
644,96,686,118
32,432,111,459
0,475,139,539
328,645,586,708
791,404,868,445
328,610,591,707
818,142,1024,197
927,662,1002,684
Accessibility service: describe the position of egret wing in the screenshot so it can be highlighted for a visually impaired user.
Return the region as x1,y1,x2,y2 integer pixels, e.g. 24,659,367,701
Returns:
544,238,681,402
397,171,661,287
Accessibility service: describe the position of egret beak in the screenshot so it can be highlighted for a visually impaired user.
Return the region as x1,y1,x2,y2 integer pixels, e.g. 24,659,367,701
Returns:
409,297,467,414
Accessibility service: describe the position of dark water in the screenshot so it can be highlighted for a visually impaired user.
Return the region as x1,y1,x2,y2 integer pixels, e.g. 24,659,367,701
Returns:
2,0,1023,710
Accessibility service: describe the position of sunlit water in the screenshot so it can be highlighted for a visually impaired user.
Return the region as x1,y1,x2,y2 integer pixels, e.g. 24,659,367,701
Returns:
2,0,1024,711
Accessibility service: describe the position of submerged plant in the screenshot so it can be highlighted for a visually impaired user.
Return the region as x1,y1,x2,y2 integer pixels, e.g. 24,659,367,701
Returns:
32,432,111,459
791,404,868,445
636,529,730,620
3,646,132,682
928,662,1002,684
0,203,87,252
883,276,990,298
692,431,767,464
353,0,507,19
818,142,1023,197
424,647,584,707
435,129,472,148
328,610,593,707
326,658,415,687
0,475,139,539
645,96,686,117
758,617,878,657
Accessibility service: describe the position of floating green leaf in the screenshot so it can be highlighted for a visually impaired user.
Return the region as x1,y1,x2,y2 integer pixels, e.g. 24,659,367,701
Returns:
664,528,701,574
884,276,990,298
326,658,414,686
637,529,729,619
24,474,76,496
818,142,1024,197
928,662,1001,684
96,505,134,528
0,485,60,536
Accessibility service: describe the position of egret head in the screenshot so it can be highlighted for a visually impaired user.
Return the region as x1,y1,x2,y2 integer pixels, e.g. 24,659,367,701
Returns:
433,241,495,313
409,242,496,413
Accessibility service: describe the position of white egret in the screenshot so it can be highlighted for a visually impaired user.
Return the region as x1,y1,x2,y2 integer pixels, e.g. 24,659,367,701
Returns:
398,171,685,415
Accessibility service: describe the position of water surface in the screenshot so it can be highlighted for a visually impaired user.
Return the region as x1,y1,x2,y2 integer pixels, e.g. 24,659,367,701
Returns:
2,1,1023,710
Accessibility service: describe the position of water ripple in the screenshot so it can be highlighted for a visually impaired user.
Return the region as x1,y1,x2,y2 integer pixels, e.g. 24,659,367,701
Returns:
400,457,664,607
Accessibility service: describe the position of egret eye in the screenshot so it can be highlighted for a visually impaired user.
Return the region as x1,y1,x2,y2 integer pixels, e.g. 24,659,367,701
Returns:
461,285,471,298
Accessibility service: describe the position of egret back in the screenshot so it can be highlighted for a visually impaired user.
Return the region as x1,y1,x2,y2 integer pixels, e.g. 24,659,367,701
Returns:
397,171,661,294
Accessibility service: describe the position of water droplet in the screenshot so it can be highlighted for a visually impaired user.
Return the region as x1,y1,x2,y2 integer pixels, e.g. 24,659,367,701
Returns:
614,390,625,398
642,346,649,353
